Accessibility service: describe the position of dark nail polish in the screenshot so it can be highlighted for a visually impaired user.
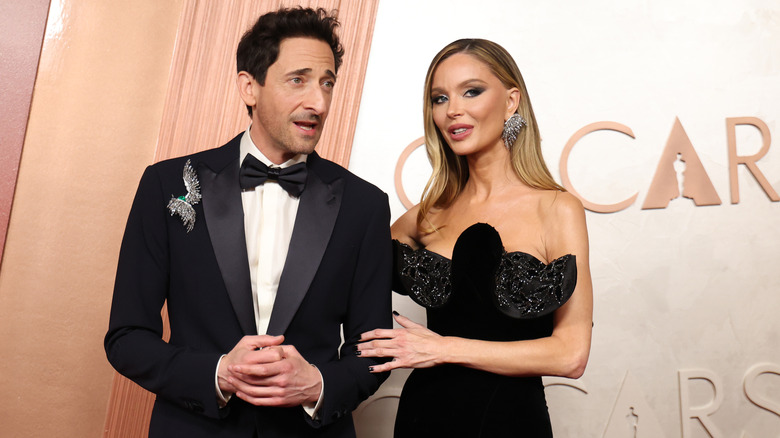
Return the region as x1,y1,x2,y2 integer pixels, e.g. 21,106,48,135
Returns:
355,350,362,356
368,366,374,372
392,310,399,316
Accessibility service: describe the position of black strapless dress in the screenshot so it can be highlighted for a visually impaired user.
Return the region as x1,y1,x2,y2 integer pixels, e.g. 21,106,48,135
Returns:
392,223,577,438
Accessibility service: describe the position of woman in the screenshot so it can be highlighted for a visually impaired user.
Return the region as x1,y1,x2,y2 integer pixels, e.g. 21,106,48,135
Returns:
358,39,593,437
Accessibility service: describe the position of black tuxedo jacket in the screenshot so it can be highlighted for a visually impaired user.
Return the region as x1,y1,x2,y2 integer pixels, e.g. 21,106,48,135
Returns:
105,134,392,437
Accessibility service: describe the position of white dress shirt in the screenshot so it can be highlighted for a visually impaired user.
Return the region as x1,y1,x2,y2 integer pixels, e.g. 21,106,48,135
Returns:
215,128,322,416
239,130,305,336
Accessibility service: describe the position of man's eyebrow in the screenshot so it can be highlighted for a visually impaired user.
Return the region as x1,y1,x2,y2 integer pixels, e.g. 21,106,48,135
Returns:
287,68,336,81
288,68,312,76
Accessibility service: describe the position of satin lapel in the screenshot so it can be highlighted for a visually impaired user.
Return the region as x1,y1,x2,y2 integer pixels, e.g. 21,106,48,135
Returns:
199,157,257,336
266,159,343,336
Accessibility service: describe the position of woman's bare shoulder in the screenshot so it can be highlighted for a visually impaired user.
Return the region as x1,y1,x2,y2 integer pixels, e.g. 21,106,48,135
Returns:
541,191,588,258
538,190,585,221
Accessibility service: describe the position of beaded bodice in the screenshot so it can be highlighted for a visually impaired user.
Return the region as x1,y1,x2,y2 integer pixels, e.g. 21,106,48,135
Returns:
393,223,577,321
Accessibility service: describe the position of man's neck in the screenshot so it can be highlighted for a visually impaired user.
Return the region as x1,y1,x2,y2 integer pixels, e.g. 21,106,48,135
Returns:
241,128,306,168
247,127,299,165
255,145,296,166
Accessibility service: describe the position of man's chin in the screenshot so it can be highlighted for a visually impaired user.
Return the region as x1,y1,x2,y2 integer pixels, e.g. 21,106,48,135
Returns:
292,137,321,155
291,144,317,156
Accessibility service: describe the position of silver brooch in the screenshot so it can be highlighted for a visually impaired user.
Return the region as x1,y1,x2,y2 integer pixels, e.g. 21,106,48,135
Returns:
167,159,201,233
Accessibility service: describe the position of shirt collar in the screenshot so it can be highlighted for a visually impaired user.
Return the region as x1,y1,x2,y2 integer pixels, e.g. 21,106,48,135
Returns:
239,127,308,169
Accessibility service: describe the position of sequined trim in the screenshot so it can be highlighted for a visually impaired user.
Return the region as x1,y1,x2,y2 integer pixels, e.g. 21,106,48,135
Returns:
494,253,576,318
395,241,452,308
393,240,576,318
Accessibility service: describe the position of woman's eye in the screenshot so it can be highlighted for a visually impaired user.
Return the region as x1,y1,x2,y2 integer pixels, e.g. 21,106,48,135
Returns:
432,95,448,105
465,88,484,97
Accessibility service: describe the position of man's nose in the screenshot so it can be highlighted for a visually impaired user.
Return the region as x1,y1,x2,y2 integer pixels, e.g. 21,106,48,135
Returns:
303,85,330,115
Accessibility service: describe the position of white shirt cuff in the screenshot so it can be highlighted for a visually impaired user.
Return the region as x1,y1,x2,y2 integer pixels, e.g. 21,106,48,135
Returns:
215,354,232,407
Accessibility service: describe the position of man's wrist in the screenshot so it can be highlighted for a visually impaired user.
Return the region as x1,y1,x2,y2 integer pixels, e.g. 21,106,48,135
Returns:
303,364,324,418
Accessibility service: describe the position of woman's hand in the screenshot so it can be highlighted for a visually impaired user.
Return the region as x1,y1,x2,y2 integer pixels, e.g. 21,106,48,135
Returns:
357,312,448,373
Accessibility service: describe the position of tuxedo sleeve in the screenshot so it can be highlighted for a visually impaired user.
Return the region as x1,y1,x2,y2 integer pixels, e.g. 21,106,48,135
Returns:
104,165,225,419
308,191,393,427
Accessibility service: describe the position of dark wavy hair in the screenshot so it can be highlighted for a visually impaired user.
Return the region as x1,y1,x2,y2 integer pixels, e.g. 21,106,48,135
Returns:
236,7,344,116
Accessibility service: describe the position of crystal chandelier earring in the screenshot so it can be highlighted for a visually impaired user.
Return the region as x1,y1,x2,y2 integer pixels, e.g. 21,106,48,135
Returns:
502,113,527,149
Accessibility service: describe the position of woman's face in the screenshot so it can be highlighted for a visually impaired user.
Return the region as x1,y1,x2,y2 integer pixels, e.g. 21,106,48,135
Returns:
430,53,516,156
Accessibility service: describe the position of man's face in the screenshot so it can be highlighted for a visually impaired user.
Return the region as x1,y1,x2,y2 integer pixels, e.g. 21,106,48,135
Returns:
243,37,336,163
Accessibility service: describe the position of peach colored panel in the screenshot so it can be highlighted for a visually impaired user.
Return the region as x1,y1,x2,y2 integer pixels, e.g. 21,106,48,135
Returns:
103,1,380,436
0,0,50,265
0,1,184,437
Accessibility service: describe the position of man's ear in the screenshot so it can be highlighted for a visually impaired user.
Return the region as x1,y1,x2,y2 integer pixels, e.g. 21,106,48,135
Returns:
236,71,257,107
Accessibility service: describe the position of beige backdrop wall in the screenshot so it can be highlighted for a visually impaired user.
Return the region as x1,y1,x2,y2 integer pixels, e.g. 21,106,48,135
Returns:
349,1,780,437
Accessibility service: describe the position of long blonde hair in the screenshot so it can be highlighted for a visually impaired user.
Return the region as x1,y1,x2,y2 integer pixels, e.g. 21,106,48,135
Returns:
417,39,564,228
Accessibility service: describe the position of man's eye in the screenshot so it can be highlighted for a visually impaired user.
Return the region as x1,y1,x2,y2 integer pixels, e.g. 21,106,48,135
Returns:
322,80,335,88
291,77,303,84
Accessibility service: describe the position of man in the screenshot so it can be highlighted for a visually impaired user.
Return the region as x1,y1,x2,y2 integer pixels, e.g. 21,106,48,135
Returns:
105,8,392,437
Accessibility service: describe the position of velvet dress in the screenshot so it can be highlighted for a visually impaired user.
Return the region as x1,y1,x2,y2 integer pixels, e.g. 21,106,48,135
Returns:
392,223,577,437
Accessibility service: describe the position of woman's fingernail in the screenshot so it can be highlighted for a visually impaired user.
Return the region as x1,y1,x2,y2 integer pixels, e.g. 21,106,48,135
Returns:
355,350,362,356
368,366,374,372
392,310,399,316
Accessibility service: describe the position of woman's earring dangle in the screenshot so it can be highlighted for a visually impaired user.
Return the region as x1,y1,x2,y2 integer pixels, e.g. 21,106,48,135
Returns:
502,113,527,149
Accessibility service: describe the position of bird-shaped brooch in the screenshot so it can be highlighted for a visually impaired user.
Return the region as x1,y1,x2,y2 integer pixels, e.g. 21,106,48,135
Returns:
167,159,202,233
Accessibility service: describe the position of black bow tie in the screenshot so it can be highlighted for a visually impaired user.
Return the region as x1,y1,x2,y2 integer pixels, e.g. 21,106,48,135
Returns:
239,154,307,197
